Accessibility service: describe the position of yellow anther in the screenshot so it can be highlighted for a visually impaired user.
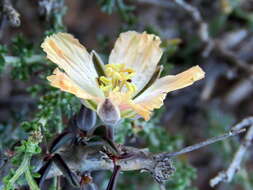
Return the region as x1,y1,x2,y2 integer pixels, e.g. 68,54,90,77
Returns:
132,83,137,92
113,72,122,80
100,84,112,94
105,67,114,77
106,64,118,72
99,76,111,84
125,82,137,94
98,64,137,97
112,86,120,92
124,68,134,73
127,72,135,79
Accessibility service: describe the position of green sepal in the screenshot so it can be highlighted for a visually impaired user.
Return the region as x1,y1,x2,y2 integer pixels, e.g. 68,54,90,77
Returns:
91,50,106,77
134,65,163,99
81,99,98,111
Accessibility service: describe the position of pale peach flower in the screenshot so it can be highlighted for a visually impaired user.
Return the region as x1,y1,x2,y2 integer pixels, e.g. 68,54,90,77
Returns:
41,31,205,122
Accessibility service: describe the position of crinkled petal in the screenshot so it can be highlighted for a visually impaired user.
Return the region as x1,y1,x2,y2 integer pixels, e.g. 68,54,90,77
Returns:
131,66,205,120
109,31,163,95
41,32,104,98
47,68,101,102
108,91,132,110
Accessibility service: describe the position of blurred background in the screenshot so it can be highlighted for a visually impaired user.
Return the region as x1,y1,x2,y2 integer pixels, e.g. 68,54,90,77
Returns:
0,0,253,190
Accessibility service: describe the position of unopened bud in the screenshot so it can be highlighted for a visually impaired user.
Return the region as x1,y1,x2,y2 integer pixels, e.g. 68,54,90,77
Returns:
97,98,121,126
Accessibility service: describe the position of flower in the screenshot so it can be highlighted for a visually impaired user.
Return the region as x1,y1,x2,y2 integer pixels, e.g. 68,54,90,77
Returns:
41,31,205,123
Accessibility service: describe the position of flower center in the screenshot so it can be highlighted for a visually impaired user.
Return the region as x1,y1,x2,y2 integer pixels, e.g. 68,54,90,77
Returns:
98,64,137,96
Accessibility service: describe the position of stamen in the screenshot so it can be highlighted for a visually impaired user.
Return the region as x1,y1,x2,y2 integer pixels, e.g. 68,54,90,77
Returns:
100,76,110,85
98,64,137,97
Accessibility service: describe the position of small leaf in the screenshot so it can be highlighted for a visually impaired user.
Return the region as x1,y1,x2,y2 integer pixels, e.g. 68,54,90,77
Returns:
25,168,40,190
49,132,75,153
93,125,119,155
37,159,53,188
53,154,80,187
134,65,163,98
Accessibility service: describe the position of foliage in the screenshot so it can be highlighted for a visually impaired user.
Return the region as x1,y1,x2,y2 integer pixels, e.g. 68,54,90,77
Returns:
97,0,136,24
3,130,42,190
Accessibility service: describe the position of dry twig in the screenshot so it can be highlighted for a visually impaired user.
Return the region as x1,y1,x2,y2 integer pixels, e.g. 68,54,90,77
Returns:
0,127,245,189
210,117,253,187
138,0,253,74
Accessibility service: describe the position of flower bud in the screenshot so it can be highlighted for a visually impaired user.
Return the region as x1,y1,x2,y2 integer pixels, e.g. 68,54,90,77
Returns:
97,98,121,126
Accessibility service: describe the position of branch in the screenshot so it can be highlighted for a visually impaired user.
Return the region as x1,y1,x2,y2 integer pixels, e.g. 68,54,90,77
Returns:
158,129,245,159
1,128,244,190
210,117,253,187
3,55,45,64
138,0,253,74
39,0,65,19
231,117,253,131
173,0,210,44
137,0,175,8
42,128,245,186
173,0,253,73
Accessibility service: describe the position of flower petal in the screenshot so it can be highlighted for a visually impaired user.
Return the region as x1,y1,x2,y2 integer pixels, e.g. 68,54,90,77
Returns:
131,66,205,120
47,68,100,101
41,32,104,98
109,31,163,95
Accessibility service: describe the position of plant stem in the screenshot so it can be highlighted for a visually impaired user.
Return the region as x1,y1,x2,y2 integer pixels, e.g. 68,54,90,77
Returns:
5,153,31,190
4,55,45,64
25,168,40,190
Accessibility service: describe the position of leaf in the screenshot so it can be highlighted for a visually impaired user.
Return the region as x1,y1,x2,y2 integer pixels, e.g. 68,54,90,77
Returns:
52,154,80,187
37,159,53,188
49,132,75,153
25,168,40,190
93,125,120,155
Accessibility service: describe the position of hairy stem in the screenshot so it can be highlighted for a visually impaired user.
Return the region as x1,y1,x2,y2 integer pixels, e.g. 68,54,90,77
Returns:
4,153,31,190
25,168,40,190
4,55,45,64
